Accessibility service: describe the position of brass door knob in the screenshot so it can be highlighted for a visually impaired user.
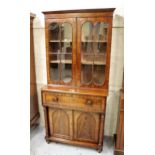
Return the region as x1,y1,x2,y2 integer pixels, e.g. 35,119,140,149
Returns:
53,96,58,102
86,99,93,106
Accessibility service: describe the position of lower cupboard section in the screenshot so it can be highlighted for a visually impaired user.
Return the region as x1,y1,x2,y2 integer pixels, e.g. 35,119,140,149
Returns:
47,107,103,144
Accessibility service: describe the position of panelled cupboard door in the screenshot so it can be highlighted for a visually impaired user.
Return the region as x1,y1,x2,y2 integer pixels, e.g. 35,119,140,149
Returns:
45,18,76,85
48,108,73,140
77,17,112,89
74,111,100,143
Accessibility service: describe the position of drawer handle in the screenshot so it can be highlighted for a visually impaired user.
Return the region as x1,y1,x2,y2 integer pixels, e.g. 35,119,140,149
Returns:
86,100,93,106
52,96,58,102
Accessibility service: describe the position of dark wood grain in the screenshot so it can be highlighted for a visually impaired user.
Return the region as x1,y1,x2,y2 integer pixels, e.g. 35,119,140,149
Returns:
48,108,73,140
74,111,100,143
42,91,105,113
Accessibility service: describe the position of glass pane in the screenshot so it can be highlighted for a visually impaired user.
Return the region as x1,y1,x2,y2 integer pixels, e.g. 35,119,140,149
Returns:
49,42,60,53
93,22,108,42
60,23,72,83
60,54,72,64
48,22,60,53
93,65,105,85
82,22,93,41
49,54,60,63
61,23,72,41
61,64,72,83
81,22,93,54
49,54,60,81
49,22,60,41
81,22,93,84
61,42,72,53
61,23,72,54
81,42,93,54
61,54,72,83
81,65,93,84
50,63,60,81
81,55,93,84
93,54,106,85
92,22,108,85
81,54,93,65
93,42,107,54
94,54,106,65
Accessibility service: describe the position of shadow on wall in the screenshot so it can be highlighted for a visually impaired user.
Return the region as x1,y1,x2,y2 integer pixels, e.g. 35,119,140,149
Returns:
33,14,47,128
104,14,124,136
113,15,124,28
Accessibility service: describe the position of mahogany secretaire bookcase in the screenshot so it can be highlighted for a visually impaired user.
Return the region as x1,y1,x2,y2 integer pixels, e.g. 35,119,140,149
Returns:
41,8,115,152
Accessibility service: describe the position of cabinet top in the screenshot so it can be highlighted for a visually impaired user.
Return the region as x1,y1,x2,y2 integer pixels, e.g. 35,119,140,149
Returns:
41,85,108,97
42,8,115,14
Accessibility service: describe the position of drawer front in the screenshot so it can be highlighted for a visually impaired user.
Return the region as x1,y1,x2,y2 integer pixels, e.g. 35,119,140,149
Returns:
42,91,105,112
72,94,105,112
43,92,72,107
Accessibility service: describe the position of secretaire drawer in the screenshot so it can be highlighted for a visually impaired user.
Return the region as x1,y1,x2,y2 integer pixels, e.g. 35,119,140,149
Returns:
42,92,72,106
42,91,106,113
72,94,105,112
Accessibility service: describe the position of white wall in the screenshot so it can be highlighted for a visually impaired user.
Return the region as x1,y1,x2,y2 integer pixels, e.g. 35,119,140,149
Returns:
31,0,124,136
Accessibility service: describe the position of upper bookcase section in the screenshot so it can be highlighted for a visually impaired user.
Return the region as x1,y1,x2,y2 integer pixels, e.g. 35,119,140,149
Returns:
42,8,115,90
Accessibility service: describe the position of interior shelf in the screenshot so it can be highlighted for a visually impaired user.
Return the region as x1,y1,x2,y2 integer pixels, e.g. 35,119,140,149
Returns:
81,60,106,65
50,60,72,64
62,77,72,83
93,62,106,65
49,52,72,54
82,40,107,43
81,53,106,55
49,40,72,42
50,60,106,65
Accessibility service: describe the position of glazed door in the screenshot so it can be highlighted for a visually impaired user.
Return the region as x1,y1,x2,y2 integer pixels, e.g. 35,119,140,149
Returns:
48,108,73,140
73,111,100,143
45,18,76,85
77,17,112,89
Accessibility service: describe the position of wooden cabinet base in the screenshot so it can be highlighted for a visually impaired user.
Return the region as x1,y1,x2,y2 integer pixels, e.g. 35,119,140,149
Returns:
45,136,103,152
